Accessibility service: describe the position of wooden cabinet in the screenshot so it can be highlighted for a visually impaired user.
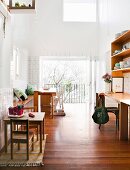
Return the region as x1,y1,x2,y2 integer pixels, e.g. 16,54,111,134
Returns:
34,91,56,118
40,93,54,115
111,30,130,77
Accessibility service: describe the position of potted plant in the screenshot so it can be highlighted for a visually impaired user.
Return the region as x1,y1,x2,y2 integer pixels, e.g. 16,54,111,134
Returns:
15,2,20,7
102,73,112,93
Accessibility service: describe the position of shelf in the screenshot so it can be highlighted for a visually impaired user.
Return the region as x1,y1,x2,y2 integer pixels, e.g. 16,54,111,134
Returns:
112,49,130,58
10,7,35,10
111,30,130,77
112,68,130,73
112,30,130,44
9,8,35,14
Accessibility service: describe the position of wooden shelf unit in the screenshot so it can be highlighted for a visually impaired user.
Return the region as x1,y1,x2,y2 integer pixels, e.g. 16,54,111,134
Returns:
34,90,56,118
111,30,130,77
112,67,130,73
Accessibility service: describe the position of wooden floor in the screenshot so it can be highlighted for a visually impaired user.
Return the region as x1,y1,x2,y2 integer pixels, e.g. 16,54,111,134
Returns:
2,103,130,170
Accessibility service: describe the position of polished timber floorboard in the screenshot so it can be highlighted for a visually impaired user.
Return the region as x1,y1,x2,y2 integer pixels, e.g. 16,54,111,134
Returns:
2,103,130,170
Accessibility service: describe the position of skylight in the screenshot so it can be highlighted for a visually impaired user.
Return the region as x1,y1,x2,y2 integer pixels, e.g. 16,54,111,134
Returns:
63,0,97,22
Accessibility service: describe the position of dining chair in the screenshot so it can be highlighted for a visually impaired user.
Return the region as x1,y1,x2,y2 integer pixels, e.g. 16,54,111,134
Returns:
96,93,119,129
10,119,34,160
23,106,39,141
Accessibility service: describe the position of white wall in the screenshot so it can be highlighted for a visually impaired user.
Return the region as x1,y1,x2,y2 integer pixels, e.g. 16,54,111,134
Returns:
0,88,13,150
0,8,13,150
0,17,29,150
11,0,99,90
8,0,130,93
0,14,13,88
13,0,98,57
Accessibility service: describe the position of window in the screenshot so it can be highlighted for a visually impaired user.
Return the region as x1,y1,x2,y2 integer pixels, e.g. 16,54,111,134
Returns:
63,0,96,22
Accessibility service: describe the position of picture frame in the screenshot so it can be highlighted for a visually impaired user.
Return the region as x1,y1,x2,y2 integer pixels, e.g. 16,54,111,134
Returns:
112,77,124,93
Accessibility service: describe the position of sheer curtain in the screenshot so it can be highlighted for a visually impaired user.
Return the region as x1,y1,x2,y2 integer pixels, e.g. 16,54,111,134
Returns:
87,58,97,107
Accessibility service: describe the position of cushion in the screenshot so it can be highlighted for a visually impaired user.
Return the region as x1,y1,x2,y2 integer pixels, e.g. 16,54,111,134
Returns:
13,88,28,101
26,84,36,95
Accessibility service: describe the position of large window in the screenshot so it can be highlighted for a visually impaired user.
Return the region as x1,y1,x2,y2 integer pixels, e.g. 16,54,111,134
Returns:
63,0,97,22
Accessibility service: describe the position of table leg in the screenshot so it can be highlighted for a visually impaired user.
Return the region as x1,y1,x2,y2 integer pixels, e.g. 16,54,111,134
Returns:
43,119,44,140
40,122,43,153
120,102,129,140
51,96,54,118
4,122,7,152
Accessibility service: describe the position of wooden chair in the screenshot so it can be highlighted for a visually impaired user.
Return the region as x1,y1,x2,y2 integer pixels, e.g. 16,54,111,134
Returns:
10,119,34,160
96,93,119,129
23,106,39,141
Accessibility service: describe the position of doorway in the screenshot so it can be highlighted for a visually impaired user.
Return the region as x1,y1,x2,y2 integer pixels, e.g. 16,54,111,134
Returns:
40,56,96,106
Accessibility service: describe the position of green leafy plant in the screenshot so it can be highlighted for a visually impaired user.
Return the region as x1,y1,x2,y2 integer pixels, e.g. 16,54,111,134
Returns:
15,2,20,7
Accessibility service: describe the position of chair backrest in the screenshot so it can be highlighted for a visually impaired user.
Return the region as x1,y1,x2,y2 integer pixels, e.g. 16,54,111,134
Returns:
96,93,105,107
10,119,29,143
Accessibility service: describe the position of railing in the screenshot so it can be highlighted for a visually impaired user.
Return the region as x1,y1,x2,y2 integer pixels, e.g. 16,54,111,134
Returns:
44,84,88,103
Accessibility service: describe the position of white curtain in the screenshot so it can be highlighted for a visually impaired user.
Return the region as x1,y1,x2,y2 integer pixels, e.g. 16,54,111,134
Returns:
87,59,97,105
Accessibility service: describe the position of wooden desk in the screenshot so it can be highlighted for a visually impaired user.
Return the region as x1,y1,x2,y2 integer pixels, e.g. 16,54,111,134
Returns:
34,90,56,118
4,112,45,153
106,93,130,140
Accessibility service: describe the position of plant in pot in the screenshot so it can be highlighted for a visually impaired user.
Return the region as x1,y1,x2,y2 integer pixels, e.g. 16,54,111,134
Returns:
102,73,112,93
15,2,20,7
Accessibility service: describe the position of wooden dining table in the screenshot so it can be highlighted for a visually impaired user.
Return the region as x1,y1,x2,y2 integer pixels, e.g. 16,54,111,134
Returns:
4,112,45,153
105,92,130,140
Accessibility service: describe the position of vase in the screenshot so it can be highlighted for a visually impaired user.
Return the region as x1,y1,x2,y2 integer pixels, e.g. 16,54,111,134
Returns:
105,83,111,93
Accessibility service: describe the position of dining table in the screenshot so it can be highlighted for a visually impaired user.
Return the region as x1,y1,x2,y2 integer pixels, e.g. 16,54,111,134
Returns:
4,112,45,153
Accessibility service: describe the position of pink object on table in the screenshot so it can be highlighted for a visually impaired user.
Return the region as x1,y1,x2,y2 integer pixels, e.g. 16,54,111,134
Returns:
8,106,23,115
